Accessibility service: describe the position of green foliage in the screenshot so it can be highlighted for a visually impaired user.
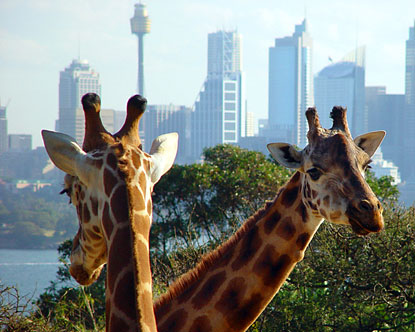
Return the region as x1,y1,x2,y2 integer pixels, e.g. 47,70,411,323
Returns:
0,184,77,249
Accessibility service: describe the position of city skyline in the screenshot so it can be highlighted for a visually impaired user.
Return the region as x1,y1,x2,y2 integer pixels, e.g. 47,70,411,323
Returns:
1,0,414,148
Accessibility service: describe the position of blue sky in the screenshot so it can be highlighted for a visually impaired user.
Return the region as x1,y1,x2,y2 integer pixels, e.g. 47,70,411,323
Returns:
0,0,414,148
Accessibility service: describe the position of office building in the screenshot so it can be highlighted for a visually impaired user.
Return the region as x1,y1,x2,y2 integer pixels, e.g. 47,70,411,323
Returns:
268,19,313,147
144,104,192,164
404,21,415,180
366,86,404,172
314,47,366,136
8,134,32,152
0,105,7,154
192,30,245,161
57,59,101,144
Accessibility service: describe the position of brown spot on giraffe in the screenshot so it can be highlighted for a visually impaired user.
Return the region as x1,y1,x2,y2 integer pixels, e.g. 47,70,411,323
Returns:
264,210,281,234
159,309,188,332
82,204,91,223
225,293,265,331
107,227,132,293
132,149,142,169
104,168,118,197
109,315,129,331
281,185,299,208
231,225,261,270
253,245,292,288
189,315,212,332
276,217,296,241
114,270,137,320
191,271,226,310
110,185,129,225
296,232,310,250
296,201,308,223
214,277,247,313
102,202,113,239
106,152,118,170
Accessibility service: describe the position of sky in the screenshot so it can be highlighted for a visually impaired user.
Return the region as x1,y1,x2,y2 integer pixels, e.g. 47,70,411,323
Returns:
0,0,414,148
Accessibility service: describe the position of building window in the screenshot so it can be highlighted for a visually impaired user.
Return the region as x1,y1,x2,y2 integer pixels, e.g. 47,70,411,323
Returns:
225,122,235,130
225,92,236,101
224,132,236,141
224,103,236,111
224,112,235,120
225,82,236,91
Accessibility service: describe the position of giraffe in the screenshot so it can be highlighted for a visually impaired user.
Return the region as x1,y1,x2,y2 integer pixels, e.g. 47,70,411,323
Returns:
42,93,178,332
153,106,385,332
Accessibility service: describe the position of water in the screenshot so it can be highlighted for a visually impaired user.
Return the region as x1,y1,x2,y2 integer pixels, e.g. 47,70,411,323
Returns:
0,249,69,303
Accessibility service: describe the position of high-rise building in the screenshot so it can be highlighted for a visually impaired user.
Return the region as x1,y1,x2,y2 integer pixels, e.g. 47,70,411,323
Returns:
366,86,404,172
131,2,151,96
0,105,7,154
144,104,192,164
404,21,415,180
268,19,313,147
192,30,245,161
57,59,101,144
8,134,32,152
314,47,366,136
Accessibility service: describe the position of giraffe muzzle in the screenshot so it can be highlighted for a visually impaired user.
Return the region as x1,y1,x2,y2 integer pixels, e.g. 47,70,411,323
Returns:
346,199,384,235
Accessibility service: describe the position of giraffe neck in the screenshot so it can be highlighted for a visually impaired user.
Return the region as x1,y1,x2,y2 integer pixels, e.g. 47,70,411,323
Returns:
103,149,156,332
154,172,323,332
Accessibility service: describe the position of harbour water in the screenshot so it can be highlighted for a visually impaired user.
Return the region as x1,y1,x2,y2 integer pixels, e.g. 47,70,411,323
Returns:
0,249,72,304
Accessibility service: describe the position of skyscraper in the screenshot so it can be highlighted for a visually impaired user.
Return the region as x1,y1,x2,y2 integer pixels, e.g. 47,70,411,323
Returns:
366,86,404,173
314,47,366,136
130,2,151,95
192,30,245,161
57,59,101,144
144,104,192,164
0,104,7,154
404,21,415,180
268,19,313,147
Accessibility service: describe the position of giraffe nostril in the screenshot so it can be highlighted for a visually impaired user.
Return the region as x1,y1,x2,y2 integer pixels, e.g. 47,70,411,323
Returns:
359,200,373,212
377,201,382,210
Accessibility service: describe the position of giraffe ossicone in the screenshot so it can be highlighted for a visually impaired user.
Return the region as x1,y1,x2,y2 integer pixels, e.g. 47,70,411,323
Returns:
154,106,385,332
42,93,178,332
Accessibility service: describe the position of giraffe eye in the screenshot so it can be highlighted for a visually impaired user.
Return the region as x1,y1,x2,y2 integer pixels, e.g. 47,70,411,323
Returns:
307,168,322,181
364,159,373,170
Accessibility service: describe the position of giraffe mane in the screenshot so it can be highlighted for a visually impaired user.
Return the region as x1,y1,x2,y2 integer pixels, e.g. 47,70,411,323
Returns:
153,189,283,311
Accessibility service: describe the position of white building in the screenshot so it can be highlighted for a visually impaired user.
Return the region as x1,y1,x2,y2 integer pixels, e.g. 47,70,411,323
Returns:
192,30,245,161
371,148,401,185
57,59,101,144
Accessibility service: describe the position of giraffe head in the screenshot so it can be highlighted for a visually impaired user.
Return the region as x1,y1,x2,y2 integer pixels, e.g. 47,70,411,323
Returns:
42,93,178,285
268,106,385,236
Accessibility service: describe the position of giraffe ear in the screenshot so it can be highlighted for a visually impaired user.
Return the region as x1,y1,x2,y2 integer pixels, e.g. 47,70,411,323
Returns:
42,130,94,184
354,131,386,158
149,132,179,184
267,143,303,169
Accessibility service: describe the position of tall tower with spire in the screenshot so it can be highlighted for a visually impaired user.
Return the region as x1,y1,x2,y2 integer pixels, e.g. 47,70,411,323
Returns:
130,2,151,96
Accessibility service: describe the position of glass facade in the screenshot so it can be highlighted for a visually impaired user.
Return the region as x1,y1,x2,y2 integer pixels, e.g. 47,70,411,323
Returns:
314,48,366,137
192,31,244,161
268,19,313,147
